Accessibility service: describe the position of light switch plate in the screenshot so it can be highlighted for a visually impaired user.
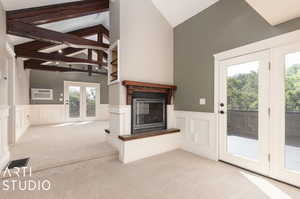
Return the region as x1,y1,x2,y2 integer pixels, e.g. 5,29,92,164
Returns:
199,98,206,105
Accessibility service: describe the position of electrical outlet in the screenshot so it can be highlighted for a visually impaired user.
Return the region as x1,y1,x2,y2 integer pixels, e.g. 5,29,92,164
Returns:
199,98,206,105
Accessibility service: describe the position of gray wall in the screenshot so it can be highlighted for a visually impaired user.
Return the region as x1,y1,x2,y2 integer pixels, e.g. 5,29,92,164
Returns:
174,0,300,112
30,70,108,104
109,0,120,43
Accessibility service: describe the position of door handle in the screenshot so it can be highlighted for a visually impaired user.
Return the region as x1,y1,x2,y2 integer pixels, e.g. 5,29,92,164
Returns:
219,111,225,114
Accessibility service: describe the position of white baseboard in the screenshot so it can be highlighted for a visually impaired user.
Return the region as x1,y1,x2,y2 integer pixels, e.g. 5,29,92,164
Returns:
175,111,218,161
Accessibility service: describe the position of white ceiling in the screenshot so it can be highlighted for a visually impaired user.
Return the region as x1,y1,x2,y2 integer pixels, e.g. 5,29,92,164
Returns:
151,0,219,27
245,0,300,25
0,0,79,11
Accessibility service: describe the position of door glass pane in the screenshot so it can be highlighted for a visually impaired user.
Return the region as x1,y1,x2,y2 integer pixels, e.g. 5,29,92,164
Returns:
227,61,259,160
69,86,81,118
86,87,96,117
285,52,300,173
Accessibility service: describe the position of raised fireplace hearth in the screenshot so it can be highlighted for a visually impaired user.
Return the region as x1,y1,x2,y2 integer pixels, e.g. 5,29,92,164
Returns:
122,80,177,134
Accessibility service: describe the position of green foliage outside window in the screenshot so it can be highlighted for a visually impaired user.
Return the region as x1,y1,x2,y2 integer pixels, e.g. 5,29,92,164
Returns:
285,64,300,112
227,71,258,111
227,64,300,112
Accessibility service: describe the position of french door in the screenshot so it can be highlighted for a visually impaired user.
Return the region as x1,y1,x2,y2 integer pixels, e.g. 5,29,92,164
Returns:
219,51,271,175
270,42,300,187
219,45,300,187
64,81,100,121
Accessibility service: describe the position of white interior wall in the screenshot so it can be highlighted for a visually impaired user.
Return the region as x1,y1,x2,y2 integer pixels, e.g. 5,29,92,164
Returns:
108,0,175,163
0,0,10,169
15,58,30,105
119,0,174,86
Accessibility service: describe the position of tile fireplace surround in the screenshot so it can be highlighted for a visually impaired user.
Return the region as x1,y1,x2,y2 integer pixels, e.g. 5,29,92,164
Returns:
108,81,181,163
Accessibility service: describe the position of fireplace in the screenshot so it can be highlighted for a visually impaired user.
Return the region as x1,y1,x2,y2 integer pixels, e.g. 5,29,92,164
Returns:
122,80,177,135
132,92,167,134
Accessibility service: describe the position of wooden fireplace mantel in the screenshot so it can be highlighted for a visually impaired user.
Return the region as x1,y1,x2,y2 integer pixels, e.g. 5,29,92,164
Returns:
122,80,177,105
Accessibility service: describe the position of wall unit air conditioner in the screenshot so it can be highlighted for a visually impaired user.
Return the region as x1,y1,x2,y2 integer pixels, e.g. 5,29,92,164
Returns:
31,89,53,100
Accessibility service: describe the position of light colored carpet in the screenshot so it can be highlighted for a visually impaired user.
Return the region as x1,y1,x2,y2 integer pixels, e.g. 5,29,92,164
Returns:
1,150,300,199
9,121,117,171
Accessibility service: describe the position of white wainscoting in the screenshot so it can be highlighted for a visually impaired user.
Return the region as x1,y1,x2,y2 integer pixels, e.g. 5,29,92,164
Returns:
30,104,110,125
15,105,31,141
120,133,182,164
96,104,110,121
108,104,180,163
167,105,176,129
108,105,131,151
30,105,65,125
0,106,10,169
175,111,218,161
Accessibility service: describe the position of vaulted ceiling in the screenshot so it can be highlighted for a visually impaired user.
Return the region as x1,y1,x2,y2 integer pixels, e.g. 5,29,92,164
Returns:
152,0,300,27
4,0,110,75
151,0,219,27
9,13,109,45
245,0,300,25
1,0,109,45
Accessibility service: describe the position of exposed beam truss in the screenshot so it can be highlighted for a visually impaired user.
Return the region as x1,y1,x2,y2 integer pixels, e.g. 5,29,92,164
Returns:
8,21,108,51
18,50,101,66
7,0,110,73
6,0,109,25
25,65,107,75
15,24,109,52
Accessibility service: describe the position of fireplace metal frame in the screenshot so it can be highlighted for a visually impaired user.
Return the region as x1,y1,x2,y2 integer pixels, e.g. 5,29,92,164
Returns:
132,97,167,134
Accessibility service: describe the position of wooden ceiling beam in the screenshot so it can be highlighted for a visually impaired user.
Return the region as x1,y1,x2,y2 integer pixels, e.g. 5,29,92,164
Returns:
15,24,109,52
6,0,109,25
25,64,107,75
23,48,107,68
8,21,109,51
23,47,83,67
18,50,101,66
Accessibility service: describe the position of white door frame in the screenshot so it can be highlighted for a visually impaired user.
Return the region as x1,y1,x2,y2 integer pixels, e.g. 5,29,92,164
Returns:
64,81,100,122
214,28,300,187
218,50,270,175
269,42,300,187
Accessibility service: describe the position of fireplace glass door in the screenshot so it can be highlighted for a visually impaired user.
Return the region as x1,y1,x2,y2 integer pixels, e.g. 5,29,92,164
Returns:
132,98,166,133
